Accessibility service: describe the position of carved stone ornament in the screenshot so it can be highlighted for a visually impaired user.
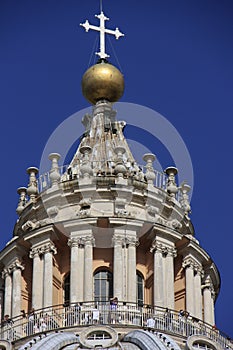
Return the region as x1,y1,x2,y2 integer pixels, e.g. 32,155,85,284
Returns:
47,206,59,217
147,205,158,217
156,216,182,230
180,181,191,215
115,208,130,218
76,208,91,218
22,220,40,232
143,153,156,184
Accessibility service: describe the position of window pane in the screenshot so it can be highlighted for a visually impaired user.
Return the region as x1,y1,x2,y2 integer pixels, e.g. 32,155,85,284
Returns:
137,272,144,306
94,270,113,302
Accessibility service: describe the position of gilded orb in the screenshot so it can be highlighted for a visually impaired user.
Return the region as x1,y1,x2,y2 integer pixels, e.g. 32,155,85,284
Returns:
81,62,124,104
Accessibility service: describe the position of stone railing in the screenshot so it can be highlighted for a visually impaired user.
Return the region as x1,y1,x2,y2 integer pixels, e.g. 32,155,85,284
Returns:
1,303,232,348
38,162,167,193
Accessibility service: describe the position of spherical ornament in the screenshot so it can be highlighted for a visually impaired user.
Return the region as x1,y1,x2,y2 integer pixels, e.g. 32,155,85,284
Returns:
81,61,124,104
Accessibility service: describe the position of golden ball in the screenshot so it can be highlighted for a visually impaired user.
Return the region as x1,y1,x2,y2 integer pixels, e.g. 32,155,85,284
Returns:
81,62,124,104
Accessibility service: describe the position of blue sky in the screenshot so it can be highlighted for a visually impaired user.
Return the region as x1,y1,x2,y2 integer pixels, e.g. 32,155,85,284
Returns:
0,0,233,337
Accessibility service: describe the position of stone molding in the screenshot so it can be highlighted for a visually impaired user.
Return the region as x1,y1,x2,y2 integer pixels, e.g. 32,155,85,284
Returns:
47,206,59,217
29,242,57,258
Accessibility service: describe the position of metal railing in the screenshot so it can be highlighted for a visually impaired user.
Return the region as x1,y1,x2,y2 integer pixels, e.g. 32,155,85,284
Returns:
1,302,232,348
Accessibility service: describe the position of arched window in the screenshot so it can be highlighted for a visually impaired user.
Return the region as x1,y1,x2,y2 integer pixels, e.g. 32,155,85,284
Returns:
64,273,70,304
137,271,144,306
94,270,113,302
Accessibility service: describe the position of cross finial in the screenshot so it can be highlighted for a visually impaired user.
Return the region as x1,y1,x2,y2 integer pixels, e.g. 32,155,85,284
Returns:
80,10,124,59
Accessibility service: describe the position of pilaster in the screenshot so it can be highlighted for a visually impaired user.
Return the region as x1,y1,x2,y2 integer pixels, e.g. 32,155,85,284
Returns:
126,236,138,303
83,235,95,302
182,257,195,315
43,242,57,308
194,265,204,320
2,269,12,317
150,242,164,307
112,234,124,301
202,276,215,325
11,259,24,317
68,237,85,303
29,240,57,309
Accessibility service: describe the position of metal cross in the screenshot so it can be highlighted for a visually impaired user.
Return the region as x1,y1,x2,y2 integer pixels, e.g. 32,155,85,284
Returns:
80,11,124,59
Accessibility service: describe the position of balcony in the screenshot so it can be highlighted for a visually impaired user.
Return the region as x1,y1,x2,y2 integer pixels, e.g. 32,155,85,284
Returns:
1,303,232,349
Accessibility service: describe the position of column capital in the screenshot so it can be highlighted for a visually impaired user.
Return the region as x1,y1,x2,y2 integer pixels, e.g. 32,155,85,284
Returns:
68,237,85,248
182,256,196,270
182,256,203,275
83,235,95,247
126,236,139,247
202,276,215,297
112,234,125,247
2,259,25,277
29,242,57,258
150,241,176,257
194,265,204,277
2,267,10,279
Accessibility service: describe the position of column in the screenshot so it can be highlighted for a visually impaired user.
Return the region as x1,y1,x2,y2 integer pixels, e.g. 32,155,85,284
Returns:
11,260,24,318
2,269,12,316
43,242,57,308
194,267,203,320
127,237,138,303
0,287,4,322
164,247,176,310
68,237,84,303
203,277,215,325
182,258,195,315
29,248,43,310
112,235,124,301
151,242,164,307
84,236,94,302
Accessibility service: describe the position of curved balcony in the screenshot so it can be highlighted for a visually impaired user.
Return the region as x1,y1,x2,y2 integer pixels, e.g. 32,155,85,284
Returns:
1,303,232,349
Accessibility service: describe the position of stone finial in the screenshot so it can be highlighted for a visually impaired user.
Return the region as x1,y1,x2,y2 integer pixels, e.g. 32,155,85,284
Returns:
143,153,156,184
180,181,191,215
48,153,61,186
26,167,39,202
114,146,127,177
80,145,93,178
16,187,27,216
164,166,178,197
